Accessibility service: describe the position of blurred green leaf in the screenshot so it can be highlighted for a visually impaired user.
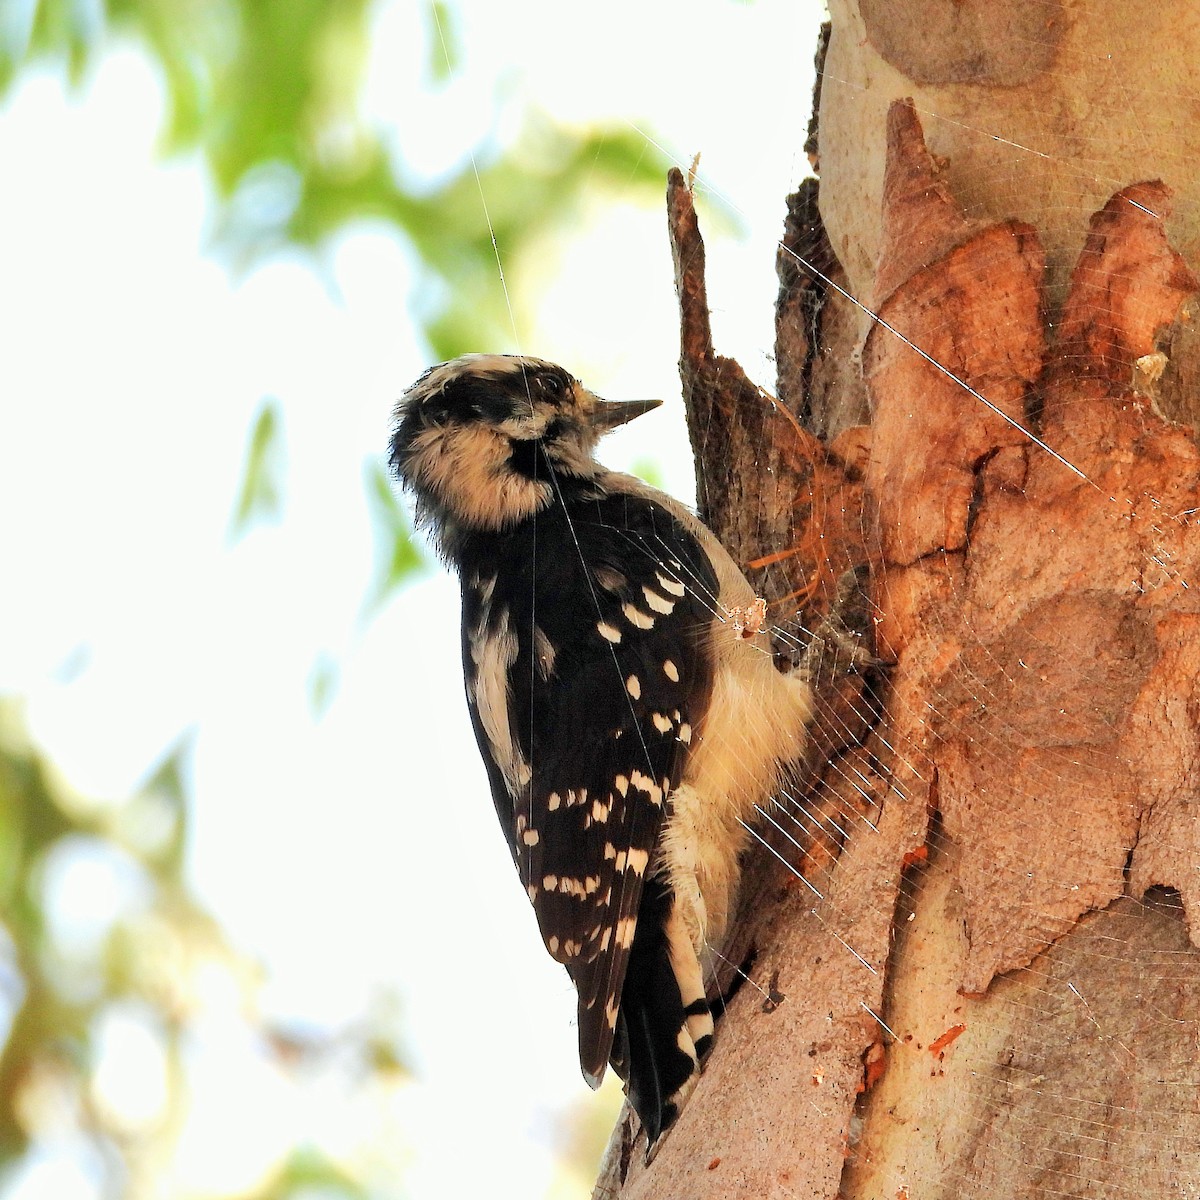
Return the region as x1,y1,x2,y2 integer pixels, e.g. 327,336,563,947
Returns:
409,121,671,360
362,456,426,620
230,397,285,539
256,1145,368,1200
0,703,412,1187
361,987,412,1079
426,0,461,84
2,1,670,345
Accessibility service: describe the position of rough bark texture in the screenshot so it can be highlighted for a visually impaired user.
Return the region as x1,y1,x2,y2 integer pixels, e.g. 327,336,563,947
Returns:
820,0,1200,423
594,169,888,1200
857,101,1200,1196
668,168,869,641
600,4,1200,1196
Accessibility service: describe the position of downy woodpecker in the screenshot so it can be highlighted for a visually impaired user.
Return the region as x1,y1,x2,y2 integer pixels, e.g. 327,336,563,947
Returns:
389,354,814,1154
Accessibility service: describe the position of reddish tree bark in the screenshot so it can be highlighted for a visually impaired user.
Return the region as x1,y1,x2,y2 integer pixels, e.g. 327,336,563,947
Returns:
599,5,1200,1196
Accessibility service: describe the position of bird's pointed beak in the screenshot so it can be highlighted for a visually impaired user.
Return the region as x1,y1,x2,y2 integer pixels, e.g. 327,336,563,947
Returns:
589,397,663,433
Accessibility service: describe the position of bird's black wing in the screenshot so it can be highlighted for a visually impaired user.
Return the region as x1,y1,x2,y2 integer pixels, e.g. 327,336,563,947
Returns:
460,487,719,1083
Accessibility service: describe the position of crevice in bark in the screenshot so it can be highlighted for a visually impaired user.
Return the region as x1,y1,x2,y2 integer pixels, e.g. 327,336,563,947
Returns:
775,178,831,428
841,796,941,1183
962,448,996,545
1121,840,1137,887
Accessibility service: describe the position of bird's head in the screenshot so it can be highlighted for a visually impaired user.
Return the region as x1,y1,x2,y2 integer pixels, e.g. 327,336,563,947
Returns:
389,354,660,544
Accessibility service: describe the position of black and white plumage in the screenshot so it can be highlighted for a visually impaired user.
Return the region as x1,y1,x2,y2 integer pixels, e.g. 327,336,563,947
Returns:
389,354,814,1155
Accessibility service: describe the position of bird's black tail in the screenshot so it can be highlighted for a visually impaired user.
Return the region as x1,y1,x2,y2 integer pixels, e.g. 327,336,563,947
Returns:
609,876,713,1158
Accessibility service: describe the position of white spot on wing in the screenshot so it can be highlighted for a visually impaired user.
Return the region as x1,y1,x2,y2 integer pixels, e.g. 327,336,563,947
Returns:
630,770,664,806
656,573,686,597
627,848,649,875
653,712,672,734
622,603,654,630
597,621,622,644
522,829,540,846
642,586,675,615
663,659,680,682
626,675,641,700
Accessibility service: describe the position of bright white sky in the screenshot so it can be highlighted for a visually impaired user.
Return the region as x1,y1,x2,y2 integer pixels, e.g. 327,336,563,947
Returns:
0,2,820,1196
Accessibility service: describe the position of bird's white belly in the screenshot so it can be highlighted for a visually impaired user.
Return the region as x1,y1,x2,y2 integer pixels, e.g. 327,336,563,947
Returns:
660,645,814,956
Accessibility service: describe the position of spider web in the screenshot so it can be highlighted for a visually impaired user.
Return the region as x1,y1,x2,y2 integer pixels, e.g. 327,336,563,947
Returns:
422,3,1200,1198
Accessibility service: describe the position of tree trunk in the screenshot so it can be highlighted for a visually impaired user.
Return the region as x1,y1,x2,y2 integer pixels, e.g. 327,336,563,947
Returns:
598,3,1200,1197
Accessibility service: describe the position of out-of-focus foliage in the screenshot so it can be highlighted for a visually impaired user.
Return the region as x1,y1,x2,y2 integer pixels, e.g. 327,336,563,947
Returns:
631,457,666,490
545,1078,627,1199
0,705,410,1197
230,397,286,540
403,123,670,358
0,716,202,1179
245,1148,368,1200
3,0,667,359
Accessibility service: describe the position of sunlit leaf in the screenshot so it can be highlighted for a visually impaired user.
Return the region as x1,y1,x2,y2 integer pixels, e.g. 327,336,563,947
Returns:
229,397,285,539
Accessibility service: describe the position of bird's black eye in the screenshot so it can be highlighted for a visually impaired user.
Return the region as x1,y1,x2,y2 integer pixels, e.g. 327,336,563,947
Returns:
538,373,565,400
